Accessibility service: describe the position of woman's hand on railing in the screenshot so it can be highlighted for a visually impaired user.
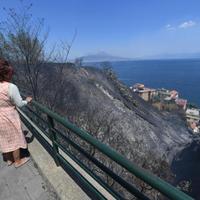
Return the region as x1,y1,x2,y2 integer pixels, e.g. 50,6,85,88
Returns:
26,96,32,103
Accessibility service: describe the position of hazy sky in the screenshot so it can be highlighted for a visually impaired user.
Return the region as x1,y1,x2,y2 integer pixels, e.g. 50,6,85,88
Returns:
1,0,200,59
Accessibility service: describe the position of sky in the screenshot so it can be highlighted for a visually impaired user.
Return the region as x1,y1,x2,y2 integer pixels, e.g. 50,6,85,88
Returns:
1,0,200,59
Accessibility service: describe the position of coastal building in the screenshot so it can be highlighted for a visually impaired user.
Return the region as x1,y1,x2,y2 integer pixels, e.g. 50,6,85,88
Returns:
156,88,179,101
131,83,156,102
186,108,200,123
132,83,145,90
170,90,179,99
189,121,200,134
131,83,200,133
175,99,187,110
185,107,200,134
150,88,180,111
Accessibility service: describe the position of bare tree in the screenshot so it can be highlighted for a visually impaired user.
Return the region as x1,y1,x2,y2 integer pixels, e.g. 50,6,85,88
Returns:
0,3,51,100
40,30,77,110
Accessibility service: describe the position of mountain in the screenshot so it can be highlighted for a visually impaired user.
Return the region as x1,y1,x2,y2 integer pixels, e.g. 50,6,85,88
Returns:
79,51,131,62
77,51,200,63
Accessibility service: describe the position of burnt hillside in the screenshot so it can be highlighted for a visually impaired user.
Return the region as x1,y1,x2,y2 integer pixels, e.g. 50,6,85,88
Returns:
39,64,192,164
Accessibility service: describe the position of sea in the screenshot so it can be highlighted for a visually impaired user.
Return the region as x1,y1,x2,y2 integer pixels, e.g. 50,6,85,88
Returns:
89,59,200,199
110,59,200,107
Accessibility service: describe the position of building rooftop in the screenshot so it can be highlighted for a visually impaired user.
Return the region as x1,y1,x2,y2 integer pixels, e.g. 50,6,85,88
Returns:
186,108,200,117
175,98,187,104
136,88,156,93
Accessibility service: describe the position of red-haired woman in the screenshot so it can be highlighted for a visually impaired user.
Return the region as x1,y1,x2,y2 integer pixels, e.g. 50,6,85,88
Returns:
0,59,32,168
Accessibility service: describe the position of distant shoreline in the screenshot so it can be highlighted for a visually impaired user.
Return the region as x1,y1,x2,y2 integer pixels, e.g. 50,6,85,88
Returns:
83,57,200,64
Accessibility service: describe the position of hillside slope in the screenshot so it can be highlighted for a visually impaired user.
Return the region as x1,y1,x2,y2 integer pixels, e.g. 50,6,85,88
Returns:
43,65,192,165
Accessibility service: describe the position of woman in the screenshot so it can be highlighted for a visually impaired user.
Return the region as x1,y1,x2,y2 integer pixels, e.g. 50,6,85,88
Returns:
0,59,32,168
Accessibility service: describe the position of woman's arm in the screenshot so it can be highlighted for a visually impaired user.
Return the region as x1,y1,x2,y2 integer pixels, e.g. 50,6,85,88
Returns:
9,83,28,107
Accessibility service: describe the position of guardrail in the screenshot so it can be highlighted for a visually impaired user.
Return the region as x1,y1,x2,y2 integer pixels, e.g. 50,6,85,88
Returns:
18,100,194,200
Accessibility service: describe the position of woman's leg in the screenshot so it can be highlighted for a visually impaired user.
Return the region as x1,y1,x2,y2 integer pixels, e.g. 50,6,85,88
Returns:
3,152,14,166
13,149,20,162
13,149,30,168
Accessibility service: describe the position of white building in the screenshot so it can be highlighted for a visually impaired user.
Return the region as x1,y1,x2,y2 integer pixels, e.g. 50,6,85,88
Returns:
186,108,200,123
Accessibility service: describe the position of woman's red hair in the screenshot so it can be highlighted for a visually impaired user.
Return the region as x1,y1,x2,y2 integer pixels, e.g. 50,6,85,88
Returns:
0,59,14,82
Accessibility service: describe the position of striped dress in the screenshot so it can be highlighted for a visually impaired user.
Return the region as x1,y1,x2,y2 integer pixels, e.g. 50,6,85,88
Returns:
0,81,27,153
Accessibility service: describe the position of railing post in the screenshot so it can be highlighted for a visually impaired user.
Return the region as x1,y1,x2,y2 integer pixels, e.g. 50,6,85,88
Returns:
47,115,60,166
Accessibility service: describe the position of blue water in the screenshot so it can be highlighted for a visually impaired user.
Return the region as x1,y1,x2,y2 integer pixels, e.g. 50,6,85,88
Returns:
110,59,200,106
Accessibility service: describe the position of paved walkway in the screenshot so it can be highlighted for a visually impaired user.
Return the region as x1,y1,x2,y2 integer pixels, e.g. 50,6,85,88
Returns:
0,153,59,200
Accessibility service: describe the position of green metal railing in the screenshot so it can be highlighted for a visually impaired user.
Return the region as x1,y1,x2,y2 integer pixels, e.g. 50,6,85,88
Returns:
18,100,194,200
